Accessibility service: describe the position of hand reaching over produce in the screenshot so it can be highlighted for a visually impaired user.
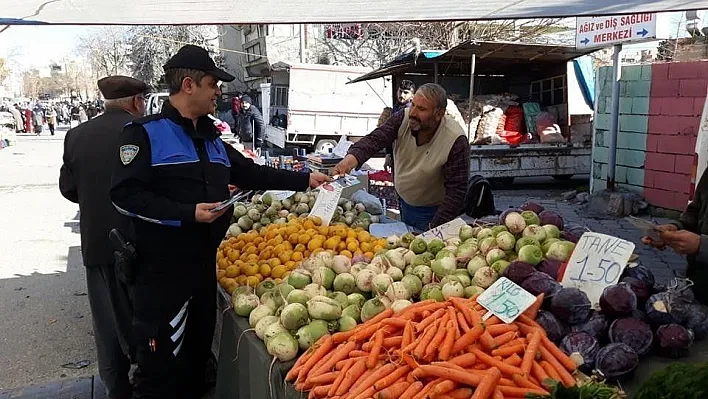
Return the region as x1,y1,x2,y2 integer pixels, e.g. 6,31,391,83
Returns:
641,224,677,250
660,229,701,255
309,172,332,188
332,154,359,177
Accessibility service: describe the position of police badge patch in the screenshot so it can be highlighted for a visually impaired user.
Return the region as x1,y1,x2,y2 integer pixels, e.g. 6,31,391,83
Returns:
120,145,139,165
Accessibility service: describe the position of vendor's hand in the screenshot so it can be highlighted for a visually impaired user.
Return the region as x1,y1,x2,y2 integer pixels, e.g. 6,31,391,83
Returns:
195,202,228,223
661,230,701,255
383,154,393,173
333,154,358,177
641,224,677,250
309,172,332,188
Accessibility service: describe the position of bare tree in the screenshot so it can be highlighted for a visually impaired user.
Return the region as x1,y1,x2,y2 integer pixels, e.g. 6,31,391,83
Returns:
128,25,221,87
315,19,570,68
77,27,132,77
0,58,8,85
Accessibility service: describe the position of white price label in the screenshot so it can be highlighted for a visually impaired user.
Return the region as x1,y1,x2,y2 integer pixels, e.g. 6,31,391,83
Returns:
477,277,536,324
419,218,468,242
560,232,635,309
309,183,343,226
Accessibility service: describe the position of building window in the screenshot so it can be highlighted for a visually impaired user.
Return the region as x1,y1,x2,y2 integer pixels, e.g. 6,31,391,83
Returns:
246,43,262,63
530,75,566,106
272,86,288,107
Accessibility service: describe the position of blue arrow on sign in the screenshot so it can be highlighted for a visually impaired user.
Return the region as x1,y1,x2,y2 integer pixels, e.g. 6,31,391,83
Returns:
580,38,590,45
637,28,649,37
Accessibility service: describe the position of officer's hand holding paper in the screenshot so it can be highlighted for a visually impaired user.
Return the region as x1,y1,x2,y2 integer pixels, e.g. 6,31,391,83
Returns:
197,202,228,223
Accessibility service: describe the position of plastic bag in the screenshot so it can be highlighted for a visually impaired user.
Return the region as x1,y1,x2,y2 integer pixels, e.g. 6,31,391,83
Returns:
475,106,505,142
535,112,564,144
349,189,384,215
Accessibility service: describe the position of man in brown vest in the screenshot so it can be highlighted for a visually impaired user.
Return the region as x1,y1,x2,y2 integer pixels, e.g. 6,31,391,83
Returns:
334,83,470,231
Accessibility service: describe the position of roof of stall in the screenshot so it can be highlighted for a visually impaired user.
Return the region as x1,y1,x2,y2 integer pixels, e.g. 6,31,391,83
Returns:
347,41,597,83
0,1,703,25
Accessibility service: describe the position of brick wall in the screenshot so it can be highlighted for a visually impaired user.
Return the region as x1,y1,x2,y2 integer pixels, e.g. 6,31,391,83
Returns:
593,64,650,195
592,61,708,211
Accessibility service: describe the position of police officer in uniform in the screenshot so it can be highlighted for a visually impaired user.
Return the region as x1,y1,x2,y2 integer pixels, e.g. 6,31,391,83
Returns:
110,45,330,398
60,76,149,399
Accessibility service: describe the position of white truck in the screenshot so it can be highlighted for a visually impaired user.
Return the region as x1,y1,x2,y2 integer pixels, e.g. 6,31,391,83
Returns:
259,62,391,153
145,92,170,116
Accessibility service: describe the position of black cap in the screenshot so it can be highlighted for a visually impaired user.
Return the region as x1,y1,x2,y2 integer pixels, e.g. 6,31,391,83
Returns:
241,95,253,104
163,45,235,82
97,76,149,99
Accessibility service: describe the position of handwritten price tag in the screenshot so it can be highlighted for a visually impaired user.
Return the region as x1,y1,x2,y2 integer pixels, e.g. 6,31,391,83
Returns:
560,232,635,309
309,183,343,226
419,218,468,242
477,277,536,324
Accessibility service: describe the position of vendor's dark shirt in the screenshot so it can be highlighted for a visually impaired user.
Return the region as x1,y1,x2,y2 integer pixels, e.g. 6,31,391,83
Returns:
675,173,708,304
348,110,470,227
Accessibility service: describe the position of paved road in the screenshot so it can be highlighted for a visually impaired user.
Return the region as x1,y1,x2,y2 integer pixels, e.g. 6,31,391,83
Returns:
0,127,97,390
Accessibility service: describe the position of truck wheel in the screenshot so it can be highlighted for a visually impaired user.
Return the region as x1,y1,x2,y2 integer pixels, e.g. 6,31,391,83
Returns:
552,174,574,180
315,139,338,154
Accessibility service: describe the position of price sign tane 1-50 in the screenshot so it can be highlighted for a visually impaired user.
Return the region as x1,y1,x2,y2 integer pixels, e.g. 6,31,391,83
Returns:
477,277,537,324
560,232,635,309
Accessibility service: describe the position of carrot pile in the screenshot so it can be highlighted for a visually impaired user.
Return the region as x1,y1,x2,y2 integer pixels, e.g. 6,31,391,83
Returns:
285,294,578,399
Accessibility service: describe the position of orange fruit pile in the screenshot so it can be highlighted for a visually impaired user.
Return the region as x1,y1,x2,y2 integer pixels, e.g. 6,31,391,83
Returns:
216,216,387,294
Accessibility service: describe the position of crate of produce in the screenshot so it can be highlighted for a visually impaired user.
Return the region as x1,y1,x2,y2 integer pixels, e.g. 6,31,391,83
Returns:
368,170,398,210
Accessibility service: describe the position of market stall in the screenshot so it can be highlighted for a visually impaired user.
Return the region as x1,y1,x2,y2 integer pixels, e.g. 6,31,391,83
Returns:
212,190,708,398
347,41,596,182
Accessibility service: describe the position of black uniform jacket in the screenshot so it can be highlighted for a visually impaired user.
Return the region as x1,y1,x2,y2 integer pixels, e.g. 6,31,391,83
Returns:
110,101,309,278
59,108,136,267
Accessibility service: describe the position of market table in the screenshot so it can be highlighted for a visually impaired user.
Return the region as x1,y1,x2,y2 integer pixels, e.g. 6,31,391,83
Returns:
213,284,708,398
214,286,301,399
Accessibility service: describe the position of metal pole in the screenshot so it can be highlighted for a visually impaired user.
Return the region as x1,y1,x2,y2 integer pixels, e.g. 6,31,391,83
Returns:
299,24,306,62
607,44,623,191
466,54,477,141
434,62,439,84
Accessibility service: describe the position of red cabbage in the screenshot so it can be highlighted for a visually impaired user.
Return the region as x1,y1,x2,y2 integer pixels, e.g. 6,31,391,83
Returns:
620,276,652,305
502,261,536,285
550,288,591,325
538,210,564,230
594,343,639,380
620,264,655,289
608,317,654,356
599,283,637,318
561,230,580,243
681,303,708,340
560,332,599,372
645,292,680,326
521,272,562,298
537,259,563,280
571,312,609,342
520,201,545,214
655,324,694,358
536,310,569,344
